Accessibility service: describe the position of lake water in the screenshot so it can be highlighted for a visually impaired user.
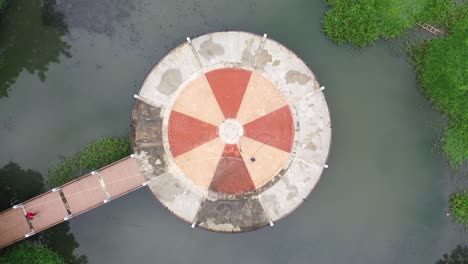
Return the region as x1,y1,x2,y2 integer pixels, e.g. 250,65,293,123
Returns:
0,0,465,263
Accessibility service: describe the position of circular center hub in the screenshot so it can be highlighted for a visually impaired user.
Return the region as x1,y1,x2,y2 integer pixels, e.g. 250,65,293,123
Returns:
218,119,243,144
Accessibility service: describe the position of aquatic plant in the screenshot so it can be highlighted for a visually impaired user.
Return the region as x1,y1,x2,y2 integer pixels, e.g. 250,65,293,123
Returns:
412,13,468,168
450,191,468,226
48,136,132,187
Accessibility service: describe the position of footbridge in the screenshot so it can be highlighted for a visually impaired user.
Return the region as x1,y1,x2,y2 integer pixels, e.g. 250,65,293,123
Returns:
0,156,146,249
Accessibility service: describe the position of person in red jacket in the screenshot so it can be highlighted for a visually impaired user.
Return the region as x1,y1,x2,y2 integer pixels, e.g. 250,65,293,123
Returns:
26,212,37,220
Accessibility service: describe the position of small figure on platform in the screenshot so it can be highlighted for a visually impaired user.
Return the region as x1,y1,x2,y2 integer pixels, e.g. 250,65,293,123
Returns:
26,212,37,220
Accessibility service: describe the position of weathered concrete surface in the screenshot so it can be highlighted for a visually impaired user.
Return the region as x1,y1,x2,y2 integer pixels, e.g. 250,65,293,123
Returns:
191,32,263,69
131,100,166,179
132,31,331,232
254,38,331,221
196,198,269,232
138,44,200,107
148,171,205,223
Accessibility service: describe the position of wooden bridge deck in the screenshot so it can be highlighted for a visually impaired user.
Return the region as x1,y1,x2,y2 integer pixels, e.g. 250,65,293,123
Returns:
0,156,145,249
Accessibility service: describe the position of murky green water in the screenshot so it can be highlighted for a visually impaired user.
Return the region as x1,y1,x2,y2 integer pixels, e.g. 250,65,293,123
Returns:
0,0,465,263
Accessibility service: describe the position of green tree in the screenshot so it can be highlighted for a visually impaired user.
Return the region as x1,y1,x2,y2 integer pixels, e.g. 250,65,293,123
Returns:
48,136,132,187
0,242,64,264
436,245,468,264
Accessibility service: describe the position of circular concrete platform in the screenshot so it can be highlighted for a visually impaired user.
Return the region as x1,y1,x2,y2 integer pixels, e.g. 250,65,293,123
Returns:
131,31,331,232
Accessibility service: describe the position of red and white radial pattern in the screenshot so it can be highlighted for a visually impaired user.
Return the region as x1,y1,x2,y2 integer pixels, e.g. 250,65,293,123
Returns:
168,68,295,195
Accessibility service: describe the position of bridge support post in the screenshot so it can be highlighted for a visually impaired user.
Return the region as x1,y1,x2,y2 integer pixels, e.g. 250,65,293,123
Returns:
64,215,73,221
25,231,36,238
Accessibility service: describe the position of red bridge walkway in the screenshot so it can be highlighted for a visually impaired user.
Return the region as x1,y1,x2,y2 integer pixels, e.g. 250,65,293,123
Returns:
0,156,146,249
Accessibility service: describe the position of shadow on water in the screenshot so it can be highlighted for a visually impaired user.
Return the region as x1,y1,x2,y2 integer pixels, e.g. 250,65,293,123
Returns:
0,0,70,98
0,162,87,264
55,0,136,36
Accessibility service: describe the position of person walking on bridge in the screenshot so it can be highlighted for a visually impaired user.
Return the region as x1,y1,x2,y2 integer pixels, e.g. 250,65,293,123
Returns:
26,212,37,220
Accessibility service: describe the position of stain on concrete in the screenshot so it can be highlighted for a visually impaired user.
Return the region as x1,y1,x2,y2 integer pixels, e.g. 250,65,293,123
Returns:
272,60,280,66
199,36,224,61
306,142,317,151
285,70,312,85
256,49,272,69
197,198,269,232
131,101,163,148
157,69,182,95
134,150,154,178
241,38,256,66
131,101,167,179
202,218,240,232
281,175,298,200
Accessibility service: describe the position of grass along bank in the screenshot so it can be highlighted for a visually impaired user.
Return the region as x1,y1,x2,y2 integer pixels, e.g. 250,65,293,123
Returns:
322,0,458,47
411,10,468,168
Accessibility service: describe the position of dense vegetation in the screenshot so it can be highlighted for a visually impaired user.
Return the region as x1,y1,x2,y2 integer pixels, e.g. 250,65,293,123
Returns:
411,8,468,168
436,245,468,264
450,191,468,226
48,136,132,187
0,163,87,263
0,242,64,264
322,0,458,47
